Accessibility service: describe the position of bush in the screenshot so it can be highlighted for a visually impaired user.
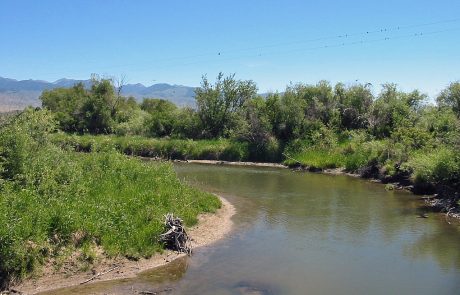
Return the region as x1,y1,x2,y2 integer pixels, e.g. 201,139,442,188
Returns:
113,109,149,136
0,108,56,180
405,148,460,186
284,139,345,169
342,133,386,172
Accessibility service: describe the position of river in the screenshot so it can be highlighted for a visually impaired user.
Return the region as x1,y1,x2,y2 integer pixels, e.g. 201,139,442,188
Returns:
42,163,460,295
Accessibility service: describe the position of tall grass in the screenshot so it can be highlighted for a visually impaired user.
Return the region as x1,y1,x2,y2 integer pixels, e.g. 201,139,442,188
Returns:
405,147,460,185
284,149,346,169
0,110,221,286
51,133,250,161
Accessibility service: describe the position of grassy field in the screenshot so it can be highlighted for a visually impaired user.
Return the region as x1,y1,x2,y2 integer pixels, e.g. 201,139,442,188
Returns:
0,110,221,287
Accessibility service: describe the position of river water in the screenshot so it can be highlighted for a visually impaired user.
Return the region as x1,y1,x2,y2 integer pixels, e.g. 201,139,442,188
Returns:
43,163,460,295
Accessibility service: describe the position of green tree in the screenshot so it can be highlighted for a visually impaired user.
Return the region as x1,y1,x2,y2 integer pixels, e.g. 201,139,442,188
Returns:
437,81,460,118
113,97,149,136
367,84,421,138
335,83,373,129
141,98,178,137
40,83,88,132
173,107,202,139
141,98,177,114
417,106,460,146
266,92,306,142
81,79,116,134
286,81,338,126
234,96,272,146
41,78,118,134
195,73,257,138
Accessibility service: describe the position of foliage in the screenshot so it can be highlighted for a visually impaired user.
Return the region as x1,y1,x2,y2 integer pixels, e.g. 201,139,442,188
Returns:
367,84,424,138
40,83,88,132
195,73,258,138
8,74,460,287
266,91,307,141
140,98,177,137
0,108,56,179
51,133,250,162
172,107,203,139
40,78,116,134
404,148,460,185
113,108,150,136
38,73,460,188
335,83,373,129
0,110,220,285
437,81,460,118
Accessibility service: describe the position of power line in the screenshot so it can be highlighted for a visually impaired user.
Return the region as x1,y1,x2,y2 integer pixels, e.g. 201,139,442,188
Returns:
30,18,460,76
215,17,460,55
101,17,460,69
120,27,460,72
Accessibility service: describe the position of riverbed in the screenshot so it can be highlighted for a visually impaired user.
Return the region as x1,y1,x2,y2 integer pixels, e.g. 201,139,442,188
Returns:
41,163,460,295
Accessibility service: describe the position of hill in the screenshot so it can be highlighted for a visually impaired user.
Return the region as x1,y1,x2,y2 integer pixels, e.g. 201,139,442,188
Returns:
0,77,196,111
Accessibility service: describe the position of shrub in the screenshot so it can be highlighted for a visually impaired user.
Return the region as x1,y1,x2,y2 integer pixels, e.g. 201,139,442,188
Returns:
405,148,460,186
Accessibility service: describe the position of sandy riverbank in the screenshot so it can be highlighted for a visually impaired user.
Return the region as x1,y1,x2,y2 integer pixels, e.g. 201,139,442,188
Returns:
13,196,235,295
181,159,287,168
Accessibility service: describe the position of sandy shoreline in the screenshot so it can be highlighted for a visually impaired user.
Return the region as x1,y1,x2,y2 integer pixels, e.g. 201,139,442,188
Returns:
14,196,235,295
179,159,287,168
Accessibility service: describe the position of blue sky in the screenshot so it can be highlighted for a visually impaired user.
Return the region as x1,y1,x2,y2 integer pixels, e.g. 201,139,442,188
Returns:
1,0,459,97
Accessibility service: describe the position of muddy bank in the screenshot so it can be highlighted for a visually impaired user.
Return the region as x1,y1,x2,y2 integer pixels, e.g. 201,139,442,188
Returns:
13,196,235,295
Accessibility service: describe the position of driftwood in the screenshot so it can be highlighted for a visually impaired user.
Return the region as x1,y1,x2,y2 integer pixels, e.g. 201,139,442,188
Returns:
80,265,120,285
159,213,192,255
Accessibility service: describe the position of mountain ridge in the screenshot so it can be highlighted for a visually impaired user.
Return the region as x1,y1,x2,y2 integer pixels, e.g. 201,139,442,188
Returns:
0,76,197,111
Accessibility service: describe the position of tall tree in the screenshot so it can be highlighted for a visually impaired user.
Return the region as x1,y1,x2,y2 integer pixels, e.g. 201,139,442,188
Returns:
40,83,88,132
437,82,460,118
141,98,178,137
195,73,257,138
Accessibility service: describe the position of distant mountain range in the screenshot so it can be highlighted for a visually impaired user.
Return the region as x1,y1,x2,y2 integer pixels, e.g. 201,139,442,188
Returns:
0,77,197,112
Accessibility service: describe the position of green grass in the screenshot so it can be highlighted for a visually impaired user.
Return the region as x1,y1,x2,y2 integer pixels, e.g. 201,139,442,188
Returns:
284,135,460,192
0,110,221,286
404,147,460,185
283,136,388,172
284,149,346,169
51,133,250,162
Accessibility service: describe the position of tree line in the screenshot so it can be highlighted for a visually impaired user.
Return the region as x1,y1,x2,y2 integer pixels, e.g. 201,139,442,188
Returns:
40,74,460,189
41,74,460,138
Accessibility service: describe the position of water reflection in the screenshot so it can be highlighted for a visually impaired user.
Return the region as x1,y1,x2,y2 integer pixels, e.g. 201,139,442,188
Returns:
172,164,460,294
43,163,460,295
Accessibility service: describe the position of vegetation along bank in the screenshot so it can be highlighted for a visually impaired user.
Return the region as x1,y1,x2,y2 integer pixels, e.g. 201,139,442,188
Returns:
42,73,459,216
0,110,223,290
1,72,459,290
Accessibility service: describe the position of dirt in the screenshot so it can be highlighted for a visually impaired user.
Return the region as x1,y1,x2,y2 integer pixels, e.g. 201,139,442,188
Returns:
14,196,235,295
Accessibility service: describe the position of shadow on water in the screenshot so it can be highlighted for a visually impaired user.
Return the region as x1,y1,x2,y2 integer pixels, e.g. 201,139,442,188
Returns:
42,163,460,295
